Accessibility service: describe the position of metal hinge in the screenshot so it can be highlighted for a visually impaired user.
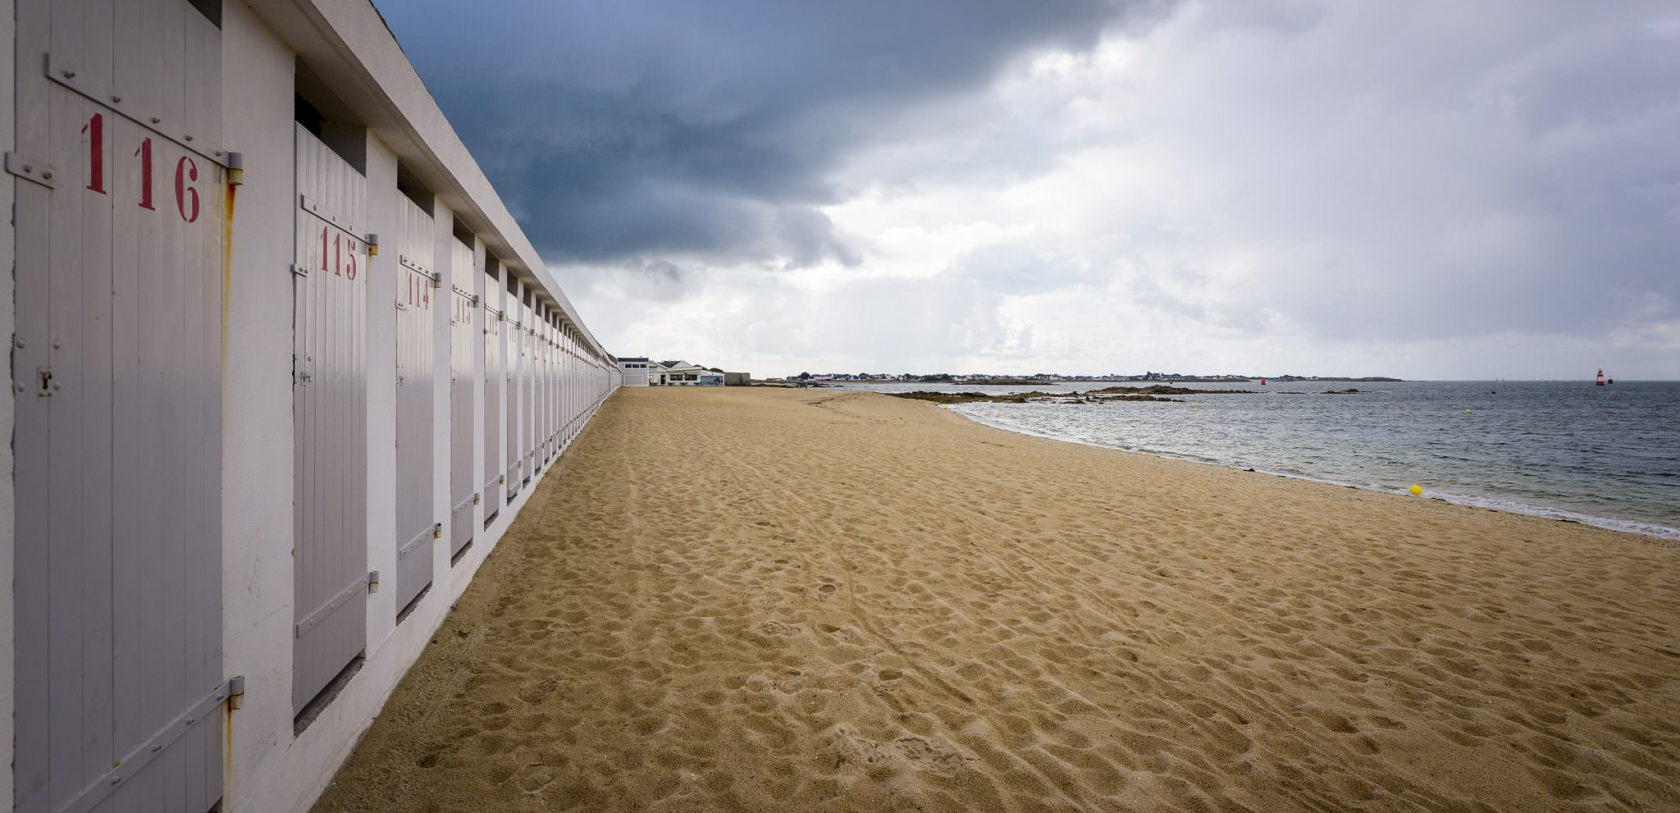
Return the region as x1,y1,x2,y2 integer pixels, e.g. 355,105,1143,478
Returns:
5,153,55,188
290,263,309,278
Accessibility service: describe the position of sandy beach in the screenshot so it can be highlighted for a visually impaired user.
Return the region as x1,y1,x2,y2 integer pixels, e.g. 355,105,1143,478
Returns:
314,387,1680,811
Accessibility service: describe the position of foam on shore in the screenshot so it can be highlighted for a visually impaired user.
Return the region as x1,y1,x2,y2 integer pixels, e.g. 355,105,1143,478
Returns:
948,406,1680,543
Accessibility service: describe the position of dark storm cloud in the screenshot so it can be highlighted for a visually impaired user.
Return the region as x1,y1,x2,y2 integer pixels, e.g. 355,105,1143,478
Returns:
375,0,1153,266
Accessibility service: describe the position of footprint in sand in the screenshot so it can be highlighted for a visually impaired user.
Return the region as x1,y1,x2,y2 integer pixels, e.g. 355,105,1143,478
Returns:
817,622,862,643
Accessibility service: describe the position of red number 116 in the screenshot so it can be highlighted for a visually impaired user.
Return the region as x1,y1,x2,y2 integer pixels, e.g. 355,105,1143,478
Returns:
82,112,202,224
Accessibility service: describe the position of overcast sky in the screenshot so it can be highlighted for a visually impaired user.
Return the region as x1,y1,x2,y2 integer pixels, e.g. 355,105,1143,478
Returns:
376,0,1680,379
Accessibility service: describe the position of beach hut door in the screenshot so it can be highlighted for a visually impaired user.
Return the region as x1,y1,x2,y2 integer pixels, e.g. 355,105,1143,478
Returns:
12,2,230,810
482,258,503,520
292,123,370,714
394,194,436,612
449,237,477,557
505,277,521,499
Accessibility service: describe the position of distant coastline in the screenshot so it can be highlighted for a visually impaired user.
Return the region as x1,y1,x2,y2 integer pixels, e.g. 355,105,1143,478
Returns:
951,375,1403,386
780,374,1403,386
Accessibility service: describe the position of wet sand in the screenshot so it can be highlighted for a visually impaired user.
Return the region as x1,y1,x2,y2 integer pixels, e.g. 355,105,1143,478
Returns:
314,387,1680,811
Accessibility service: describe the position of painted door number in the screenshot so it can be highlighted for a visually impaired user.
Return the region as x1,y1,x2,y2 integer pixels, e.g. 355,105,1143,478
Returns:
318,227,361,280
402,269,431,309
81,112,202,223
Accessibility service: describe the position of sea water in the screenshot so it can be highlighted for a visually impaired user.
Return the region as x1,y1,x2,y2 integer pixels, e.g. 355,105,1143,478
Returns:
828,380,1680,540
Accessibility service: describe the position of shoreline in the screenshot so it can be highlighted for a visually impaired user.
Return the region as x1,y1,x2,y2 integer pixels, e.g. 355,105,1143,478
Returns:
944,404,1680,545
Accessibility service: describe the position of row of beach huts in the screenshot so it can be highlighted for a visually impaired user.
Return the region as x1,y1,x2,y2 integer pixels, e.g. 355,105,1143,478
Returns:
0,1,626,811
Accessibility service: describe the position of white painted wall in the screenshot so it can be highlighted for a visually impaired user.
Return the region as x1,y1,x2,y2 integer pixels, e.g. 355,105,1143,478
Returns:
364,134,400,651
470,234,488,538
431,197,454,594
219,4,303,807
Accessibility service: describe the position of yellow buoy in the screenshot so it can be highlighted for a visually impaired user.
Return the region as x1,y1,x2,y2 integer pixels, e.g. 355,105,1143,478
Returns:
1465,409,1471,413
1409,484,1423,495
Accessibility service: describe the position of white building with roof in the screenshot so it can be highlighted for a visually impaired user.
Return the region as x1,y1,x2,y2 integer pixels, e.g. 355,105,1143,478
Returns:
658,361,725,386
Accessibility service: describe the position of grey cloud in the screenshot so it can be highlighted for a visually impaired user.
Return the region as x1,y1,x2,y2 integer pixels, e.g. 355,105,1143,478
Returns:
642,259,682,284
375,0,1155,265
750,274,1015,370
955,244,1095,295
565,257,693,305
773,208,860,269
1109,2,1680,347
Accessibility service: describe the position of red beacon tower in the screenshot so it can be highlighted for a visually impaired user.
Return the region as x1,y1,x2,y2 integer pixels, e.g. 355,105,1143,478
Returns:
1596,369,1605,386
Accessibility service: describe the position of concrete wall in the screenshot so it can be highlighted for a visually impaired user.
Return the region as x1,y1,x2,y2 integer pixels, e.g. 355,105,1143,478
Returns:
220,6,301,808
8,1,624,811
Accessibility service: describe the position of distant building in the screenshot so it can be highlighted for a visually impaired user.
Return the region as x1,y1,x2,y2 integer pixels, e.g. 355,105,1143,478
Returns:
618,357,654,386
660,361,716,386
638,359,737,386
